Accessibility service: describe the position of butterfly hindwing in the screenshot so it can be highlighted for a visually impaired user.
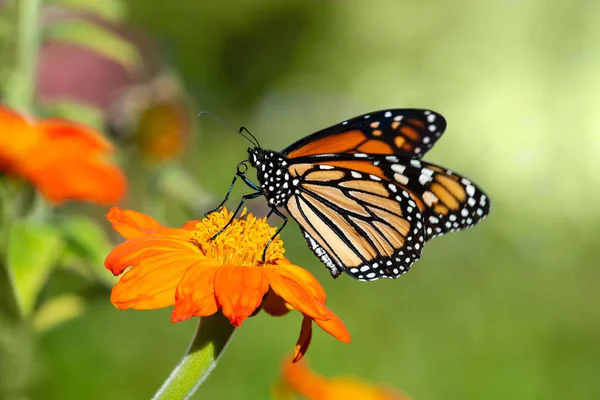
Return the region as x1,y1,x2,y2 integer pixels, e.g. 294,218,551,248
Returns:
281,109,446,160
284,163,426,281
303,154,491,241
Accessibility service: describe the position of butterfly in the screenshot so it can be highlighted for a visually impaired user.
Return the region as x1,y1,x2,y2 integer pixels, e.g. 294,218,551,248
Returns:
211,109,490,281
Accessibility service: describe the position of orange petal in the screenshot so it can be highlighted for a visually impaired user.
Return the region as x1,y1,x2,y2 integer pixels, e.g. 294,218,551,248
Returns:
105,236,204,275
293,316,313,363
180,220,202,230
26,158,126,205
110,255,197,310
281,358,330,398
0,106,41,170
171,261,220,322
106,207,164,239
37,118,114,152
263,264,330,321
214,265,269,327
274,259,326,302
262,289,293,317
314,313,351,344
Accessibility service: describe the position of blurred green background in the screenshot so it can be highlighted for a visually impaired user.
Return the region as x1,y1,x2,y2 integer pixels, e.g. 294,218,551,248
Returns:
3,0,600,399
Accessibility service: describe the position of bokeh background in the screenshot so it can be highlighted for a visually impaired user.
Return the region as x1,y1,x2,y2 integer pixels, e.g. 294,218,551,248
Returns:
2,0,600,399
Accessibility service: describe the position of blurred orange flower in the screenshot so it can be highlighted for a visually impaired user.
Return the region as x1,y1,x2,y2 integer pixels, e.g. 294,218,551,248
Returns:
0,105,126,205
279,358,410,400
104,207,350,361
134,102,190,163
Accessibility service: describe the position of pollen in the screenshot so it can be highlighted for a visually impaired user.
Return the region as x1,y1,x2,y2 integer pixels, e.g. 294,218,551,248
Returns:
191,208,284,266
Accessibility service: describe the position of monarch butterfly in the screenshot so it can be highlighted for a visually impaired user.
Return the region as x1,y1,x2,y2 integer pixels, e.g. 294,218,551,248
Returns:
208,109,490,281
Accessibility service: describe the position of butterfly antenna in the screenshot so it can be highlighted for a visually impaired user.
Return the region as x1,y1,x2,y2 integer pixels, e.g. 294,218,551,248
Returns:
240,126,261,149
198,111,259,148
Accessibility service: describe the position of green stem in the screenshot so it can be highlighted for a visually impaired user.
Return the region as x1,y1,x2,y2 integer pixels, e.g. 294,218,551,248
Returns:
0,181,24,321
152,313,236,400
5,0,41,113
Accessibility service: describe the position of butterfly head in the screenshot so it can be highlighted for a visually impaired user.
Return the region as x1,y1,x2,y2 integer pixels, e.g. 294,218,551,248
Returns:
247,148,293,207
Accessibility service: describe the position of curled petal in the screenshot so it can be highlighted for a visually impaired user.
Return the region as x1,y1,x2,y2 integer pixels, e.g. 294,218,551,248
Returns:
274,259,326,302
214,265,269,326
263,264,330,321
293,316,313,363
262,289,293,317
106,207,163,239
171,261,220,322
314,313,351,344
105,236,203,276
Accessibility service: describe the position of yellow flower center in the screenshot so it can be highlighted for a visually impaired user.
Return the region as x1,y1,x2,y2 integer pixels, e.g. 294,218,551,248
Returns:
191,207,284,266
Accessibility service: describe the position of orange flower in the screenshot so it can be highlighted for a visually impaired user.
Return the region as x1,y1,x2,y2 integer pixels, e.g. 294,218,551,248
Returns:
134,102,190,162
0,105,126,205
104,207,350,361
279,358,410,400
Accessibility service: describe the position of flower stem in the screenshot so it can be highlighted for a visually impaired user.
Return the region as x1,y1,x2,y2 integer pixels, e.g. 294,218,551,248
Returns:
5,0,41,113
0,181,24,321
152,313,236,400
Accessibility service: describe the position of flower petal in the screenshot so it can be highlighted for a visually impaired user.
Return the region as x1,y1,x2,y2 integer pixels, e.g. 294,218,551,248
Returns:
281,358,330,398
263,264,330,321
106,207,164,239
293,316,313,363
25,155,126,205
105,236,203,276
314,313,351,344
171,261,220,322
0,107,40,170
110,253,197,310
180,220,202,230
37,118,114,152
262,289,292,317
274,258,326,302
214,265,269,327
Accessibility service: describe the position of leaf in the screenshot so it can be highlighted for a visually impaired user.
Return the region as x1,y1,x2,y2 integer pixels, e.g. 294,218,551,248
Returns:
156,165,215,213
49,0,128,22
45,20,142,72
33,293,86,333
8,221,64,316
57,216,117,287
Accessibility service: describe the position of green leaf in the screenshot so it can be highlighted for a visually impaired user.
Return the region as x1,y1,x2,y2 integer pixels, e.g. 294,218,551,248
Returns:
39,101,105,129
47,0,128,22
8,221,63,317
57,216,117,287
45,20,142,72
156,165,216,214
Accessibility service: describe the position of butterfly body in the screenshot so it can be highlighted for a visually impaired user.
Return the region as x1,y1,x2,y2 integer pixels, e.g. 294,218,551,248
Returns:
231,109,490,281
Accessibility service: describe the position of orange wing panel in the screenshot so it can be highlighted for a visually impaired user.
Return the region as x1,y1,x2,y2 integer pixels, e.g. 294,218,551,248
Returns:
286,130,366,158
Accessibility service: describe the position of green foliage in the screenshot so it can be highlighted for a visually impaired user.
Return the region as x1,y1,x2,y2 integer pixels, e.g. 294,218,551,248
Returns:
9,220,63,316
56,216,117,287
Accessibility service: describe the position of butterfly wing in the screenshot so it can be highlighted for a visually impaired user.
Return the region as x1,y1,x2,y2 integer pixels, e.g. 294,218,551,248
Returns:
382,157,491,240
284,162,426,281
281,109,446,159
299,154,491,241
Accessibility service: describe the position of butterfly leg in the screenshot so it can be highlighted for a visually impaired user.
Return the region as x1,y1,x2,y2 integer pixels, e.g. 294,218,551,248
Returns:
210,191,263,240
205,161,260,217
261,207,288,262
205,174,239,217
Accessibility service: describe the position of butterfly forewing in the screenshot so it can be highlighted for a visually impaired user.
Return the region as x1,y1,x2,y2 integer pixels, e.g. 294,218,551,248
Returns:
284,164,426,281
281,109,446,159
